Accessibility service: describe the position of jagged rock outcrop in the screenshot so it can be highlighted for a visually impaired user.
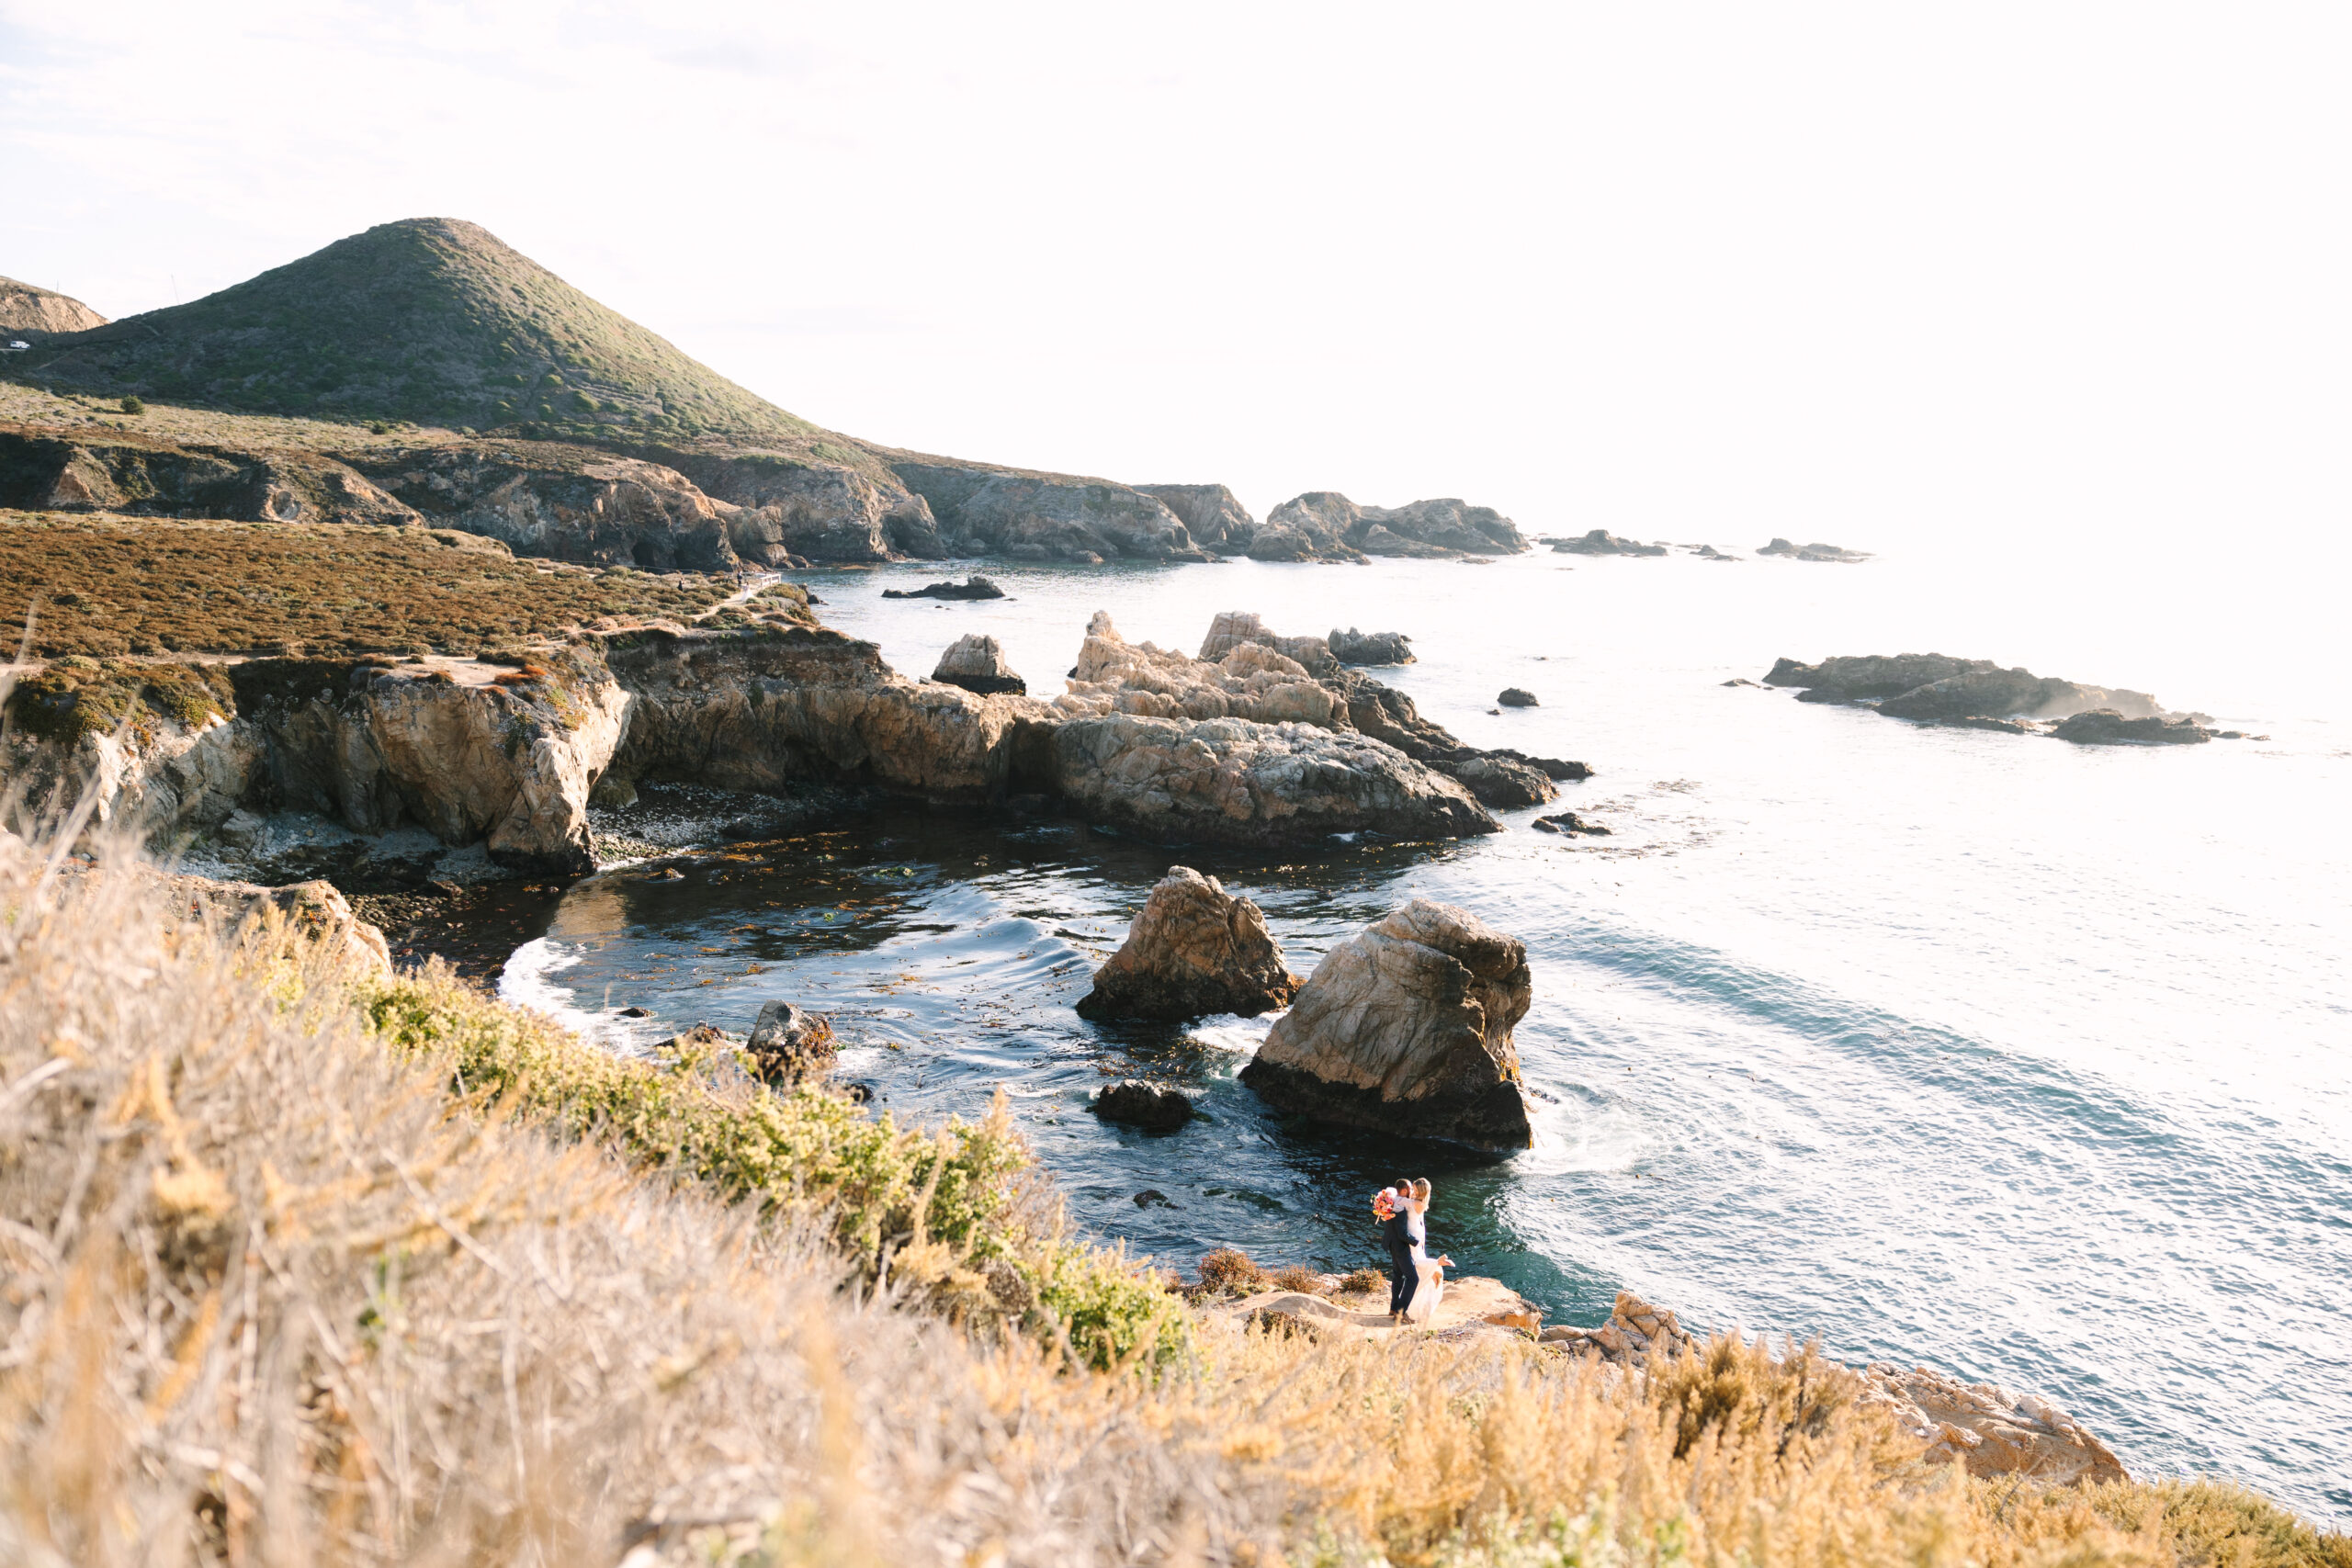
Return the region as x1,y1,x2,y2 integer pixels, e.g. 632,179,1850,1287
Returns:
0,430,419,525
888,462,1208,563
1195,611,1337,673
1092,1080,1196,1130
5,653,628,874
603,626,1044,802
1860,1364,2129,1485
1076,866,1301,1021
1538,1292,1695,1363
1253,491,1365,561
1759,537,1870,562
931,634,1026,696
1329,627,1414,666
1051,714,1496,849
1136,483,1256,550
658,452,943,564
1763,653,1999,702
1068,614,1342,728
2052,710,2211,746
1551,529,1666,557
1240,897,1532,1148
349,443,740,570
884,576,1005,601
745,999,837,1085
1255,492,1528,561
1876,671,2165,723
0,276,107,334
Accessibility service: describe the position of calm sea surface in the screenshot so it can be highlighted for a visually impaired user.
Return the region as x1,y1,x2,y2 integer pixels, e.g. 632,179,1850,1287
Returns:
499,547,2351,1523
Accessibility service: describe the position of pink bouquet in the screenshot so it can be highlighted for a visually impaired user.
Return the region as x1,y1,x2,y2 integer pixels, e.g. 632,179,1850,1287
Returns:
1372,1189,1397,1223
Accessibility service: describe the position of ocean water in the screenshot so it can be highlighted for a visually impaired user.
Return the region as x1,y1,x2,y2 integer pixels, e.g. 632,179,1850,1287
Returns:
500,547,2351,1523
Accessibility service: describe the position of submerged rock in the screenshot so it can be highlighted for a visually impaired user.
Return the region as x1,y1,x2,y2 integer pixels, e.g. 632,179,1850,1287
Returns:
1860,1365,2128,1486
1551,529,1665,557
1092,1079,1196,1130
745,999,836,1085
1328,627,1415,666
1497,688,1538,708
1076,866,1300,1021
1240,897,1533,1149
1532,810,1610,835
1759,536,1871,562
2052,710,2211,746
883,575,1006,601
930,633,1026,696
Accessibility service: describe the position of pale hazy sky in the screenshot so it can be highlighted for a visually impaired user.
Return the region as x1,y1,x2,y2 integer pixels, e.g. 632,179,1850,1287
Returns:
4,3,2346,557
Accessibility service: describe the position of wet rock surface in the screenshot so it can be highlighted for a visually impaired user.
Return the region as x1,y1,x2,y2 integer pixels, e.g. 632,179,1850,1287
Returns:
930,633,1026,696
745,999,837,1085
882,574,1006,600
1092,1079,1197,1130
1532,810,1610,835
2052,709,2211,746
1328,626,1414,665
1241,897,1534,1149
1075,866,1301,1021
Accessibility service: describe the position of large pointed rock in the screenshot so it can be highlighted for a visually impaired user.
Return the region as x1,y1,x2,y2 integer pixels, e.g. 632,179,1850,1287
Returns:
1239,897,1532,1148
1077,867,1301,1021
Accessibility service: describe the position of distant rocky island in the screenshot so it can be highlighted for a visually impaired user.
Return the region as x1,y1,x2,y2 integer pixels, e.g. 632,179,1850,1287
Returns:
1544,529,1870,561
1762,653,2234,744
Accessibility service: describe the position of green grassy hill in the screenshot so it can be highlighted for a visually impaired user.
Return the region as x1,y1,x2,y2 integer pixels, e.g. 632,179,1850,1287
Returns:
10,219,814,443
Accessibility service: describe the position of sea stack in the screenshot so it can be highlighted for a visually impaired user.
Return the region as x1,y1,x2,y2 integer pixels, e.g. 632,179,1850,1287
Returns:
1239,897,1533,1149
1076,867,1301,1021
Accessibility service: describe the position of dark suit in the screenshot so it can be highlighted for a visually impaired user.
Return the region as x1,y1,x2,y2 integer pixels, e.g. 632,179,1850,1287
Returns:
1381,1204,1419,1315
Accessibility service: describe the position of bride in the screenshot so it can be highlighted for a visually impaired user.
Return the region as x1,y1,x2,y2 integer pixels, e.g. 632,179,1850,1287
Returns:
1401,1178,1452,1325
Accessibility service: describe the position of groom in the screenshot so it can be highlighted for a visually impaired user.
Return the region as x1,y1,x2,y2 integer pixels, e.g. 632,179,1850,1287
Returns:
1380,1177,1419,1322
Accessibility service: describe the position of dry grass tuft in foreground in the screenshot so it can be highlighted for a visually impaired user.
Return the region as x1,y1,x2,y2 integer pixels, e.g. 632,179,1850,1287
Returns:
1,835,2346,1566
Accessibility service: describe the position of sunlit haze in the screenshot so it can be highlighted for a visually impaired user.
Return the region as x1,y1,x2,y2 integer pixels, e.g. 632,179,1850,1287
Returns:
5,3,2347,706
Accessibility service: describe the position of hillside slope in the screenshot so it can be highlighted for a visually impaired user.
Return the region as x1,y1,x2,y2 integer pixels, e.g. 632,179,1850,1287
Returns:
11,218,813,443
0,276,107,334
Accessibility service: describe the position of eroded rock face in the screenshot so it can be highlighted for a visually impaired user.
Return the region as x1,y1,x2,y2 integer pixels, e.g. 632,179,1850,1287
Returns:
1256,492,1529,560
1860,1364,2128,1486
890,462,1208,563
0,276,107,333
932,634,1026,696
1068,614,1342,728
1538,1292,1696,1363
2052,710,2211,746
351,444,739,570
1137,483,1256,550
1359,499,1525,555
1050,714,1496,849
1256,491,1364,561
1076,866,1301,1021
177,874,394,974
1240,897,1532,1148
1329,627,1414,666
746,1000,837,1085
0,430,420,525
1196,612,1336,673
660,452,935,565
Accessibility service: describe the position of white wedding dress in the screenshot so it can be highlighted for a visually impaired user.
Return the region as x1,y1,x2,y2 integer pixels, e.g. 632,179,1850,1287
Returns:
1402,1203,1445,1324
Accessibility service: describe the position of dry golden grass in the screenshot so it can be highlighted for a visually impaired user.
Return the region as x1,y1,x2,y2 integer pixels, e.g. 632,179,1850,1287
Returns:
0,833,2344,1566
0,510,733,658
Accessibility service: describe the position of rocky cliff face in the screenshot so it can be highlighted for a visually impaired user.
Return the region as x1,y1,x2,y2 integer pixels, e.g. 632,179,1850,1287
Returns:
1136,483,1256,550
1240,897,1534,1148
1253,492,1366,561
6,652,627,874
349,444,741,570
0,276,107,334
0,430,417,526
888,461,1208,563
656,451,943,564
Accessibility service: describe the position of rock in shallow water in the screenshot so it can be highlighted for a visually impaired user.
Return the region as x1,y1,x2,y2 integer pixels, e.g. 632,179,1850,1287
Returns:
1076,866,1301,1021
746,999,836,1085
883,575,1005,600
930,633,1027,696
1240,897,1533,1149
1328,626,1415,666
1497,688,1538,708
1092,1080,1196,1130
2052,709,2211,746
